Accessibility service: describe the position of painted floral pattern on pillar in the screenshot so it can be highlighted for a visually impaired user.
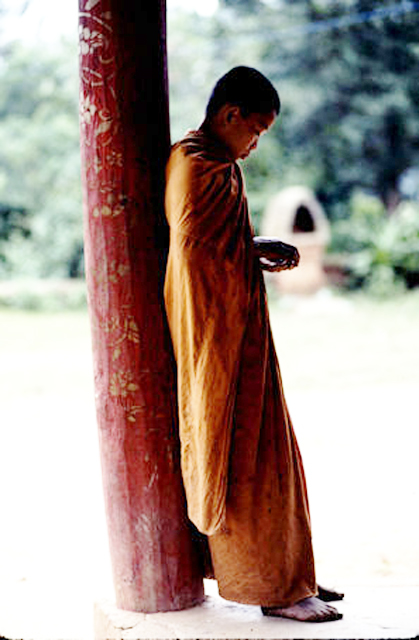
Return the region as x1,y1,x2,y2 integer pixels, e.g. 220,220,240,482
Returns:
78,0,204,613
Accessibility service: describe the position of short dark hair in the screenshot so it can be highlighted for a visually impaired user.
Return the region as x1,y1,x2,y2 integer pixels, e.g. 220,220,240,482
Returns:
206,66,280,120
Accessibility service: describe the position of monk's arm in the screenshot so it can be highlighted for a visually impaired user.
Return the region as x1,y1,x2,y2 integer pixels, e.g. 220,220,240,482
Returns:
253,236,300,272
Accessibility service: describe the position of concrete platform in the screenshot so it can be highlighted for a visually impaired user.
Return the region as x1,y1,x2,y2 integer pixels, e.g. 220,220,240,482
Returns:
95,586,419,640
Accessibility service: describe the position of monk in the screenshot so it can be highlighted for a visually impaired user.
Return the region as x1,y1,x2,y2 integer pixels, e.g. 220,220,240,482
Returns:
164,66,343,623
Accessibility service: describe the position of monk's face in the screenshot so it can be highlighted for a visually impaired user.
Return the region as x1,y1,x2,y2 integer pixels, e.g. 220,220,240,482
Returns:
223,108,277,160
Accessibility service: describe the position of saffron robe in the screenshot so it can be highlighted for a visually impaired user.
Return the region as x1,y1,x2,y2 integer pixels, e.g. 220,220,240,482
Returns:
164,129,317,607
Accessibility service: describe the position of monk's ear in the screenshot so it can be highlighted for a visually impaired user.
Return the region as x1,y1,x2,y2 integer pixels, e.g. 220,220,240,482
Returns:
221,104,241,126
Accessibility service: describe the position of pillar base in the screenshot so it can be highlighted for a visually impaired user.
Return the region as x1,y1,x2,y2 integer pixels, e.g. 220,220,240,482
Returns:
95,586,419,640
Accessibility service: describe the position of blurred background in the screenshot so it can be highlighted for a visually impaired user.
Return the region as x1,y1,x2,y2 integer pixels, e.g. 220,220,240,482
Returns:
1,0,419,290
0,0,418,638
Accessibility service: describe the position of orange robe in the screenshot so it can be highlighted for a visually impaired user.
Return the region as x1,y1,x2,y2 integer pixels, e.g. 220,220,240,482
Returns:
164,129,316,607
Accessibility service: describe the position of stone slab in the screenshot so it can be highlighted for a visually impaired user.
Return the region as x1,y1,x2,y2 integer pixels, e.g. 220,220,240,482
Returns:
95,586,419,640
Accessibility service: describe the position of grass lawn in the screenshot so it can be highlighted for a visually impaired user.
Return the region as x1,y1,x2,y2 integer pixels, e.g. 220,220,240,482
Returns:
268,289,419,590
1,287,417,397
270,288,419,391
0,289,418,637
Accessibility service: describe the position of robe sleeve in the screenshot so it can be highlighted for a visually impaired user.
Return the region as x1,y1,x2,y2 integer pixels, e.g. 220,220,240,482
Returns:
164,146,253,535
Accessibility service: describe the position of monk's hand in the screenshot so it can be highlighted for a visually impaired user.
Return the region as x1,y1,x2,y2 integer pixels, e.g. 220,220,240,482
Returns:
259,257,294,272
253,236,300,272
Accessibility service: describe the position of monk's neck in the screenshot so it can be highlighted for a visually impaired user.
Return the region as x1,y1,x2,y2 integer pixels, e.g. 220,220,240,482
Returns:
199,119,236,162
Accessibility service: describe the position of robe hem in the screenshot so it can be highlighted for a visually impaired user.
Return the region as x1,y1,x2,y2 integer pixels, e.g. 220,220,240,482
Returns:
216,585,318,609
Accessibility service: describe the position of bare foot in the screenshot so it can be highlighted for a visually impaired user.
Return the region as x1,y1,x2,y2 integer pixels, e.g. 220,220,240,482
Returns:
317,584,344,602
262,596,343,622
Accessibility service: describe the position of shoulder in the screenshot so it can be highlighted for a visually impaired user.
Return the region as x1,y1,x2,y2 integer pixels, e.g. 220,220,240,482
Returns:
166,144,204,200
167,140,232,195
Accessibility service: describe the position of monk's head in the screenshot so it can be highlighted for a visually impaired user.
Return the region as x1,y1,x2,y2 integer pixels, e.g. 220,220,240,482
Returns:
203,66,280,161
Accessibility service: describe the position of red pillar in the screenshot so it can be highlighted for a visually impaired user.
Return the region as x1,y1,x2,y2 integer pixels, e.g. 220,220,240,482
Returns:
78,0,204,612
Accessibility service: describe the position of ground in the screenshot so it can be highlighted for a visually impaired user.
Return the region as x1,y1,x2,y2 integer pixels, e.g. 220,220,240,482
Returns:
0,287,418,639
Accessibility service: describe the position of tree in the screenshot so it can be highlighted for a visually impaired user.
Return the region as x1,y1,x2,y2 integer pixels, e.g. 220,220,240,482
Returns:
0,203,29,268
259,0,419,215
1,1,418,279
0,39,83,277
219,0,263,10
176,0,419,219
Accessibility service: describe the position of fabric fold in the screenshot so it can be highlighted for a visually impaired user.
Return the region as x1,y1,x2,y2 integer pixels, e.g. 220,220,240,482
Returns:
164,130,253,534
164,129,317,606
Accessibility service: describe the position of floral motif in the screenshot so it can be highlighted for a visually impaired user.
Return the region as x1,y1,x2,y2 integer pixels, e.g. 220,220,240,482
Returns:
80,93,97,125
79,3,145,423
110,371,139,398
78,23,106,58
92,191,127,219
85,0,101,10
127,406,147,424
93,311,141,367
106,150,123,168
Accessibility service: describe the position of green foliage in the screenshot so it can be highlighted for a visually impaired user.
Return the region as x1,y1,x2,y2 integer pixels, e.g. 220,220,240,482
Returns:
0,203,30,277
330,193,419,294
0,278,87,311
0,39,83,279
219,0,263,11
168,0,419,224
1,1,418,294
0,201,29,241
265,0,419,216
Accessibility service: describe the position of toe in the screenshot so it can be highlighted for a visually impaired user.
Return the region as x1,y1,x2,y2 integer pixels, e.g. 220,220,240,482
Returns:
321,609,343,623
318,585,345,602
315,602,343,622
